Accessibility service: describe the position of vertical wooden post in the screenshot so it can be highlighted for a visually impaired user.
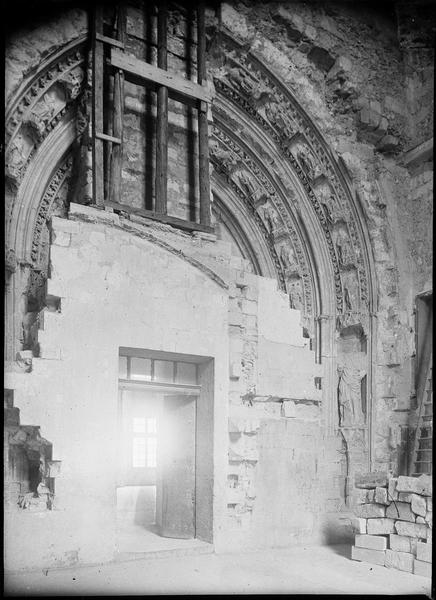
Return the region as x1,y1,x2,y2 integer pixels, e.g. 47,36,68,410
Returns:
197,3,211,227
155,1,168,215
92,5,105,206
109,4,126,204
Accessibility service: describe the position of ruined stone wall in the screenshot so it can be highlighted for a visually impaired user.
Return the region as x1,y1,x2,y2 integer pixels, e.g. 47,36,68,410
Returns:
217,0,433,472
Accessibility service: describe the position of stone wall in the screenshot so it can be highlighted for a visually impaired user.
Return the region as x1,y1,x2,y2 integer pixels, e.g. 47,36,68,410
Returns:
216,0,433,471
4,204,346,569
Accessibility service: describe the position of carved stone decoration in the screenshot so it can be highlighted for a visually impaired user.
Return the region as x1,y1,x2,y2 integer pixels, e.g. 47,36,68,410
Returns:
292,141,323,181
278,243,299,275
5,248,18,274
23,84,67,143
314,183,343,226
260,98,296,138
333,223,355,269
210,125,314,315
59,65,85,101
5,44,85,210
288,277,304,312
337,354,367,427
31,154,73,266
5,132,34,186
260,202,281,235
212,35,372,321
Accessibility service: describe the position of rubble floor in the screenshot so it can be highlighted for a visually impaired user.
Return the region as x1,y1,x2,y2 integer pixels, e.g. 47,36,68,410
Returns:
5,544,432,596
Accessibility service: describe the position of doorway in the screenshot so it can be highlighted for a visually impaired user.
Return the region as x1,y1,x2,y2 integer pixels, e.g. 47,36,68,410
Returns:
116,349,214,554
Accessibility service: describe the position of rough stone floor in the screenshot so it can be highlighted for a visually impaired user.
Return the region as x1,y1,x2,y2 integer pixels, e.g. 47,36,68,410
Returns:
5,544,432,596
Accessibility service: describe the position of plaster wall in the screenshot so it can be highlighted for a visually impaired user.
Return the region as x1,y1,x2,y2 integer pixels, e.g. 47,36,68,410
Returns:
4,206,347,569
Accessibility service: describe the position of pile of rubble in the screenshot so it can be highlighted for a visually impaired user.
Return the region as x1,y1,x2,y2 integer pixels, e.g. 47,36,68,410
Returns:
351,473,432,578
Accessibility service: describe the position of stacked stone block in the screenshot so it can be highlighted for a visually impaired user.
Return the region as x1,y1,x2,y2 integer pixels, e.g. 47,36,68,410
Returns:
351,473,432,578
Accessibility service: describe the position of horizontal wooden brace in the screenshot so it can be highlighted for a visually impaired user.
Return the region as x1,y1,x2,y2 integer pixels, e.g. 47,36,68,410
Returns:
95,33,125,49
110,48,215,105
106,201,215,234
96,132,122,144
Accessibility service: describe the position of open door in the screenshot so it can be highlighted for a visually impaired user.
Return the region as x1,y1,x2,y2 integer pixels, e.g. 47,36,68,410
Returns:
156,395,196,539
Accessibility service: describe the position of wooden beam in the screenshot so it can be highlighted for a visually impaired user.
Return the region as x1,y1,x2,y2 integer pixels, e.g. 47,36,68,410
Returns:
92,6,105,206
96,132,122,144
155,2,168,215
109,3,126,204
110,48,214,104
106,201,215,234
95,32,125,49
197,3,211,227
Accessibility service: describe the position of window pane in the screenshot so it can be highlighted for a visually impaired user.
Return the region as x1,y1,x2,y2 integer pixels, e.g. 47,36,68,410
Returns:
130,357,152,381
119,356,128,379
146,417,157,434
175,362,197,385
147,438,157,468
132,438,146,467
154,360,174,383
133,417,146,433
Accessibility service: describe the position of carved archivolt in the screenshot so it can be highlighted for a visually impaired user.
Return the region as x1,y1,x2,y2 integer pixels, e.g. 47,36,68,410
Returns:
211,33,374,329
5,42,85,224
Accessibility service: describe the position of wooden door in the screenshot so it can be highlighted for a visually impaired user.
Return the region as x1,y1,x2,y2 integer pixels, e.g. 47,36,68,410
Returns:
156,395,196,539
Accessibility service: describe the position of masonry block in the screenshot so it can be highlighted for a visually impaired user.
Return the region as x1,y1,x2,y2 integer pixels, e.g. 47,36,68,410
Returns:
398,492,414,503
411,494,427,517
374,487,390,505
395,521,428,539
351,517,367,534
385,549,414,573
282,400,296,418
396,475,432,496
388,478,399,501
351,545,386,566
386,501,415,522
355,503,386,519
355,472,388,489
52,230,71,247
389,534,413,553
414,559,432,578
366,489,375,503
367,518,396,535
355,534,388,550
416,541,432,563
425,511,432,528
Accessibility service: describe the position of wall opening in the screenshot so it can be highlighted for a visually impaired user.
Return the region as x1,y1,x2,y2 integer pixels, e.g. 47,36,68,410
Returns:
116,348,214,554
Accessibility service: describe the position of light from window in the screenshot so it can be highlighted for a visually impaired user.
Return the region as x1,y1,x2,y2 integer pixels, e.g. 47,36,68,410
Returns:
147,437,157,468
130,357,152,381
146,417,157,434
133,417,146,433
154,360,174,383
132,437,146,468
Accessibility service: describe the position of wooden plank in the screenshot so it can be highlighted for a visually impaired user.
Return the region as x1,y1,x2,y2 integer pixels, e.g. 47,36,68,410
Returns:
110,48,214,104
96,132,122,144
198,108,211,227
106,201,215,234
402,137,433,167
155,2,168,215
197,3,211,227
92,6,105,206
109,3,126,204
156,395,196,539
95,32,125,49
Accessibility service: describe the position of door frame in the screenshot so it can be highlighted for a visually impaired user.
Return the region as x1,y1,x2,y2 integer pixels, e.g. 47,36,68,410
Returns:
117,349,215,544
